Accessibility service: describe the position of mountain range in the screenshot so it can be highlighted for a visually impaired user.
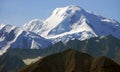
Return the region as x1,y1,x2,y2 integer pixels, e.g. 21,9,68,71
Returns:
0,5,120,55
0,5,120,72
0,34,119,72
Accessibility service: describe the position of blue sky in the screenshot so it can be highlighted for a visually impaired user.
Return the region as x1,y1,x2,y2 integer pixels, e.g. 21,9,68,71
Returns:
0,0,120,26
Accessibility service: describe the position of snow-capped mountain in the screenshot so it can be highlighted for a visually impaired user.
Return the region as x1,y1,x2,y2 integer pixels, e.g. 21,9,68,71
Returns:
0,24,51,55
1,5,120,55
23,5,120,43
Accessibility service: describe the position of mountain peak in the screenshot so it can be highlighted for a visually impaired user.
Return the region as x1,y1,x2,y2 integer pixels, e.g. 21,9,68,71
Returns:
64,5,83,10
23,19,44,32
23,19,43,26
51,5,84,18
23,5,120,42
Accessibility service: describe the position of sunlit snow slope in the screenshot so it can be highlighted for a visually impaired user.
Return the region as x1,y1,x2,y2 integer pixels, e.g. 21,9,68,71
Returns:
0,24,51,55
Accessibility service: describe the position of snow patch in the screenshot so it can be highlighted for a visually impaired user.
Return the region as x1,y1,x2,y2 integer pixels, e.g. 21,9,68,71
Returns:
23,56,42,65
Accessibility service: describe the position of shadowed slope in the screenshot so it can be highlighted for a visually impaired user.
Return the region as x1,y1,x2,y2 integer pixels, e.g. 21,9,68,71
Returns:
0,53,25,72
19,49,120,72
